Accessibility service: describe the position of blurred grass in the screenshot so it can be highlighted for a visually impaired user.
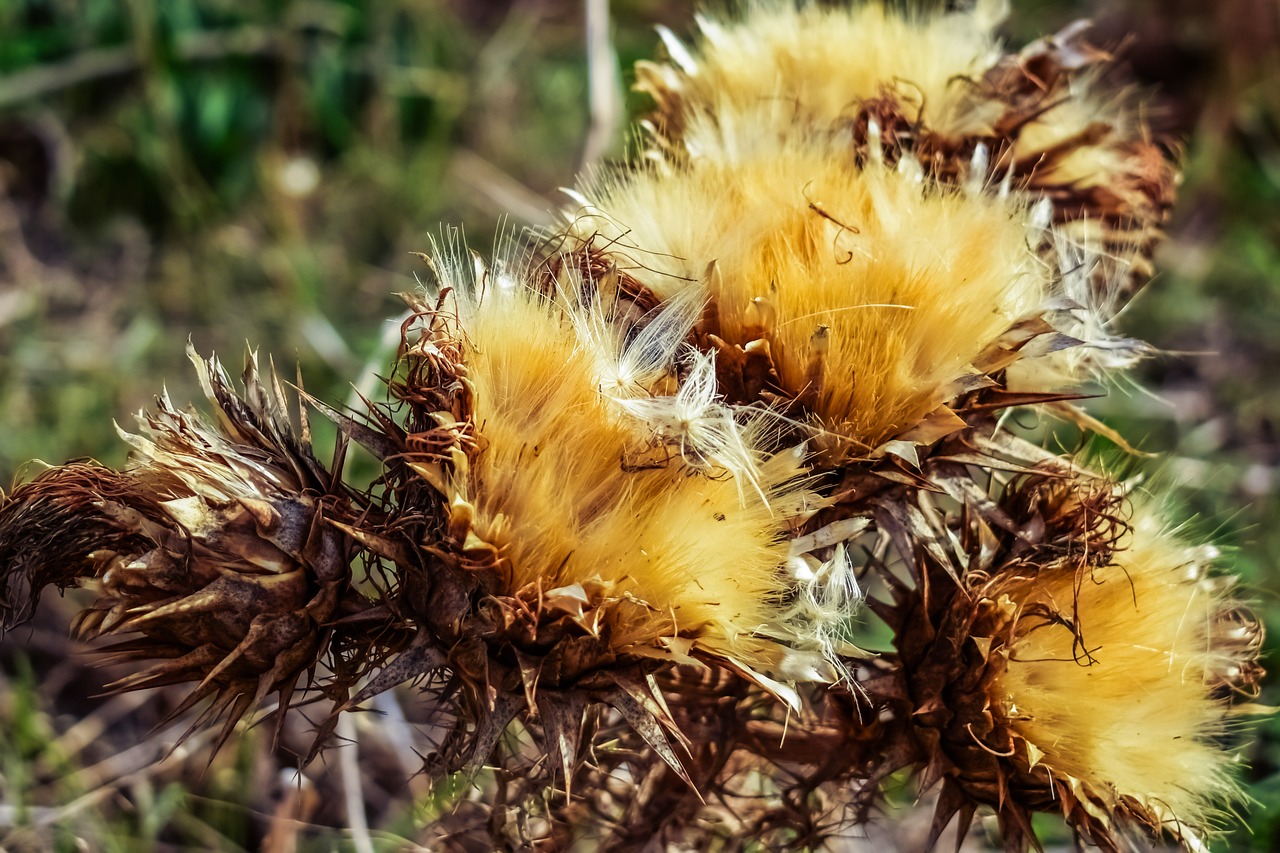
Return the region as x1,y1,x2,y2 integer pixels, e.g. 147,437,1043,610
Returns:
0,0,1277,849
0,0,689,472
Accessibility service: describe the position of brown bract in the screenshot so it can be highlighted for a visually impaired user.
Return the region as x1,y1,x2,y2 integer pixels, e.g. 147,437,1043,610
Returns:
0,463,165,629
846,21,1178,306
0,348,368,751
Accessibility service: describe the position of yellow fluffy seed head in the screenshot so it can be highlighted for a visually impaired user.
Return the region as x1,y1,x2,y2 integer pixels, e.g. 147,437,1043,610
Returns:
433,268,820,675
641,1,1005,148
994,508,1257,836
646,3,1156,200
568,144,1049,456
641,1,1179,348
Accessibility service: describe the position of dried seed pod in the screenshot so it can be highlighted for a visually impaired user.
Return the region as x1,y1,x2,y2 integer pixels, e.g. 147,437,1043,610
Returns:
0,463,168,629
331,246,845,782
553,146,1056,465
635,2,1004,159
0,348,365,748
864,473,1264,851
636,1,1177,369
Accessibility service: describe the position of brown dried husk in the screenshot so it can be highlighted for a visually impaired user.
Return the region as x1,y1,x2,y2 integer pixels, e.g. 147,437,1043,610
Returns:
0,349,376,750
419,664,870,851
844,22,1178,306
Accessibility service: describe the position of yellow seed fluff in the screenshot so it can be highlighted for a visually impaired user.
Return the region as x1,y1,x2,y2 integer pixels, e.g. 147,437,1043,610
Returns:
628,1,1176,400
651,3,1144,192
448,284,813,669
995,510,1246,831
568,142,1048,454
646,1,1004,143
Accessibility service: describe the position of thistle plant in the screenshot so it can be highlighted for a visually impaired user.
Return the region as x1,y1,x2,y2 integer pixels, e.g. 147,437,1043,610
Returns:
0,2,1267,851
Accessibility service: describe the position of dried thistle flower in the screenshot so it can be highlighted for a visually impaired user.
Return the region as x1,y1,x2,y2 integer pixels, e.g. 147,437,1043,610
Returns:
537,0,1181,476
635,1,1005,158
0,4,1266,850
0,347,364,747
866,473,1264,851
0,462,164,629
553,146,1056,465
640,1,1178,304
324,245,848,781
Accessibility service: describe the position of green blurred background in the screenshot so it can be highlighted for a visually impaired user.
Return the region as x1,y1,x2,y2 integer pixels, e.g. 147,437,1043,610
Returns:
0,0,1277,849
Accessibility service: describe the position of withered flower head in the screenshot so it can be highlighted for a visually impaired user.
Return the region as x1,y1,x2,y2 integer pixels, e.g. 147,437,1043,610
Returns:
556,143,1054,464
0,348,361,747
872,474,1263,851
635,1,1004,157
639,1,1178,303
0,5,1263,849
622,0,1177,399
333,245,849,780
539,0,1184,475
